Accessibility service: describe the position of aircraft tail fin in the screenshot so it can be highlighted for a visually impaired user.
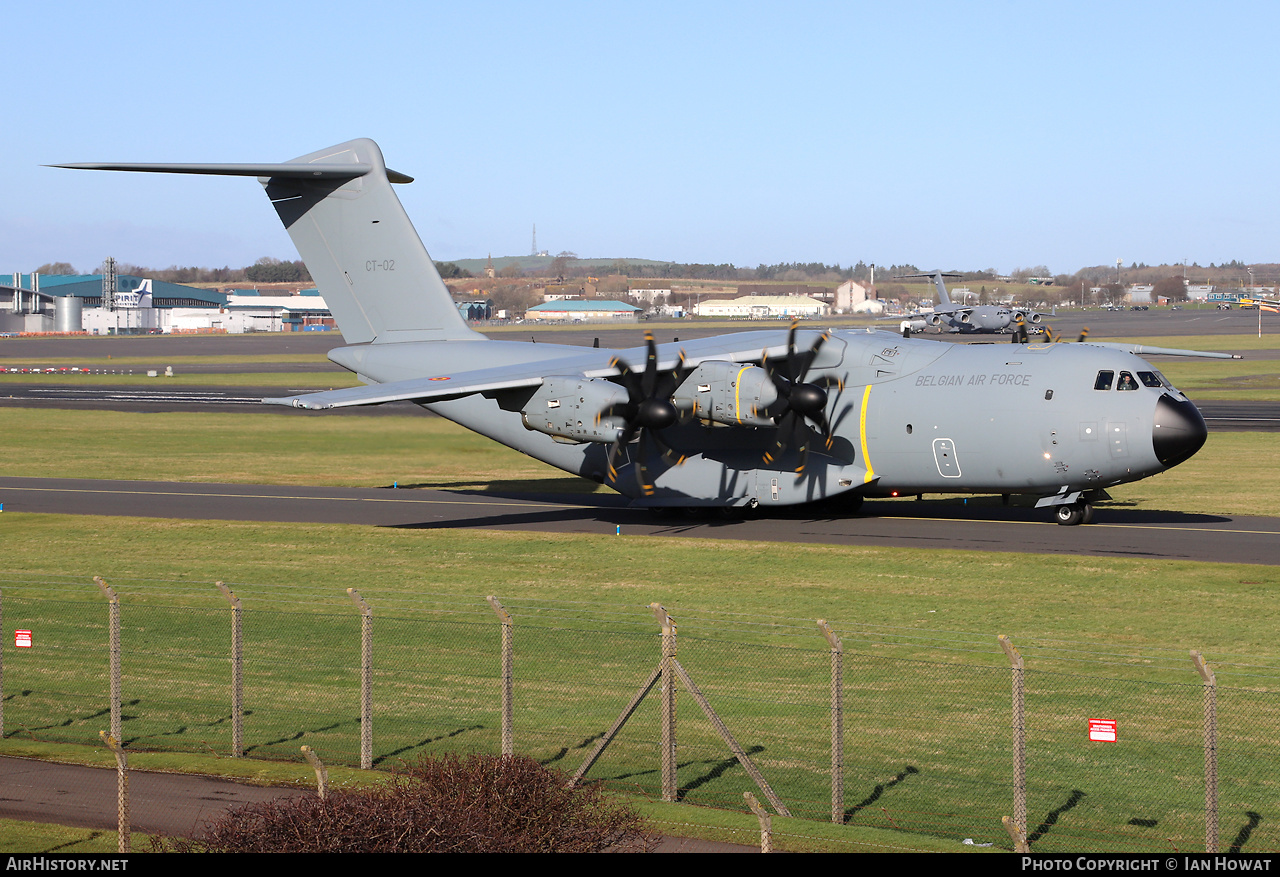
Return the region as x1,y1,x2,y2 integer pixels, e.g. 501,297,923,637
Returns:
54,138,482,345
933,273,952,306
896,271,961,307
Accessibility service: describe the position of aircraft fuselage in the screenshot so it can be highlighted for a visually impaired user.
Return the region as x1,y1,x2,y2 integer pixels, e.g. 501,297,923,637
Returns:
333,328,1204,510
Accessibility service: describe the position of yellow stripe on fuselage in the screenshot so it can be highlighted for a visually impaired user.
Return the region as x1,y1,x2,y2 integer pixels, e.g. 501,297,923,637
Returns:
859,384,874,483
734,365,752,423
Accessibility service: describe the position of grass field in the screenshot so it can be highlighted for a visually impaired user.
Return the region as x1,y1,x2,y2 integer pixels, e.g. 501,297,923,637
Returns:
2,343,1278,852
3,513,1280,852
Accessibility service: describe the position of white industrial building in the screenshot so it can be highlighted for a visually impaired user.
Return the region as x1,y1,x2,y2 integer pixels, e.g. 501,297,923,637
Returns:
693,295,829,319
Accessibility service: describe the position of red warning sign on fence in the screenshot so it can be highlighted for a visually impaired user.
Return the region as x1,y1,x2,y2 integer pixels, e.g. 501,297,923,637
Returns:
14,630,32,648
1088,719,1117,742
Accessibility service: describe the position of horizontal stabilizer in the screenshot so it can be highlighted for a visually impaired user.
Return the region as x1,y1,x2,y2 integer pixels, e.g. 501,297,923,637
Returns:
894,271,963,279
50,161,414,183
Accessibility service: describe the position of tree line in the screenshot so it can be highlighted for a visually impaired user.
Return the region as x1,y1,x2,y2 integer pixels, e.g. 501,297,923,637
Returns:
32,257,312,285
30,255,1275,295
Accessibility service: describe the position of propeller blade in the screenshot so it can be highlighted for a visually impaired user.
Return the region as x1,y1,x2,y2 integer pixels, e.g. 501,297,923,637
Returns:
761,325,837,467
791,415,812,474
635,431,656,496
785,321,800,384
641,332,659,397
601,337,691,494
649,427,687,467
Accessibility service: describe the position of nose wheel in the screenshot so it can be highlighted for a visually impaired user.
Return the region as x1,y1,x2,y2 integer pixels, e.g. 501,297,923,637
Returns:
1054,502,1094,526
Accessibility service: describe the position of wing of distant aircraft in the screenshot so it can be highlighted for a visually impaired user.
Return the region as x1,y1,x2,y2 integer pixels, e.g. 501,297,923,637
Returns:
54,139,1235,523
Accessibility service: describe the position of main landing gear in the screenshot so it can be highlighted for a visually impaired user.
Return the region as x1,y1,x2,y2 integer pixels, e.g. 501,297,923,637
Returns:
1054,502,1094,526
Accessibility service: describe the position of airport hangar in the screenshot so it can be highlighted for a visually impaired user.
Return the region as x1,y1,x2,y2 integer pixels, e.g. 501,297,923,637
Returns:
0,272,336,335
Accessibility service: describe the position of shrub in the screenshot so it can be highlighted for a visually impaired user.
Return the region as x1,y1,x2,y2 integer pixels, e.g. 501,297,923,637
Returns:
154,753,655,853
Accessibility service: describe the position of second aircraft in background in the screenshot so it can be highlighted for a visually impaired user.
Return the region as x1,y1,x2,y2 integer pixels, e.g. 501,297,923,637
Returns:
897,271,1053,336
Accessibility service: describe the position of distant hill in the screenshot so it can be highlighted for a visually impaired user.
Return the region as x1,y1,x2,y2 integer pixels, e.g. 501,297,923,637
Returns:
449,255,673,276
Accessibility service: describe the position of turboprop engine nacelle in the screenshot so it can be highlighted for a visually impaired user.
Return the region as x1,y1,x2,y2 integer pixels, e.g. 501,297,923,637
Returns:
521,376,629,443
671,360,778,428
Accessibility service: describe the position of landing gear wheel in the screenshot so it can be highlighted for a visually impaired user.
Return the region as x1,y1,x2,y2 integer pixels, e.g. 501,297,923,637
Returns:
1080,502,1094,525
1054,503,1085,526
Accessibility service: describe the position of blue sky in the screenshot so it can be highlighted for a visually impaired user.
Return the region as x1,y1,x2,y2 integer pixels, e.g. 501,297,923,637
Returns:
6,1,1277,276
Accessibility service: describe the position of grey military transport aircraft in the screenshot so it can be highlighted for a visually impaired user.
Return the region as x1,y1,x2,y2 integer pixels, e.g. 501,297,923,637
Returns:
896,271,1052,336
56,138,1237,525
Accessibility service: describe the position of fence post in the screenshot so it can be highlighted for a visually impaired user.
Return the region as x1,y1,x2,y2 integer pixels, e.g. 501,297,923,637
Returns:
1191,650,1218,853
999,635,1028,852
817,619,843,824
651,603,677,802
745,792,773,853
216,582,243,758
95,577,121,743
100,731,129,853
347,588,373,770
301,745,329,799
487,596,514,756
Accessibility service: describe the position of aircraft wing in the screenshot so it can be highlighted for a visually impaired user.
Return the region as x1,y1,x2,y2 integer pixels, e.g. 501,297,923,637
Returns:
264,371,548,409
1085,342,1241,360
263,332,818,409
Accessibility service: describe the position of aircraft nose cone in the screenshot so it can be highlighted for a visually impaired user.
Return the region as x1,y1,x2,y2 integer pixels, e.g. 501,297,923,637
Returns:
1152,394,1207,468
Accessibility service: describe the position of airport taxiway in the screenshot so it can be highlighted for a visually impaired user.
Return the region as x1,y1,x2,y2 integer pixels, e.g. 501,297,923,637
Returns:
2,475,1277,565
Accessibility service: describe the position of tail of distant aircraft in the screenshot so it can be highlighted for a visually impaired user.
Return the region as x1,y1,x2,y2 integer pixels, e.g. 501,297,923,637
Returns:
53,138,482,345
897,271,962,307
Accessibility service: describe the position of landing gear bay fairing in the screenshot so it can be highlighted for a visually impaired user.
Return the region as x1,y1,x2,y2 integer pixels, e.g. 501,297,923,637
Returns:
56,139,1235,524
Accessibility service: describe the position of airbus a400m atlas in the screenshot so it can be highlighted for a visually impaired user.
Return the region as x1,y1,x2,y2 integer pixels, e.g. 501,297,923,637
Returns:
56,138,1234,525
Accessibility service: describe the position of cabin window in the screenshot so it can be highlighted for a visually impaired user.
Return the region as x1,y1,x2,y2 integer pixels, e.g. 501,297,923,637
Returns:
1117,371,1138,391
1137,371,1163,388
1094,370,1114,391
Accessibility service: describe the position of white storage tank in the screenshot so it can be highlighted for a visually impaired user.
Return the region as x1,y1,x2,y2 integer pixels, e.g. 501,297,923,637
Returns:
55,296,83,332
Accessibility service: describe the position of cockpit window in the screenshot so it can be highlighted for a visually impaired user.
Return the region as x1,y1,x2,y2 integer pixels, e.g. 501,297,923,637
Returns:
1117,371,1138,391
1094,370,1114,391
1153,370,1179,393
1137,371,1163,388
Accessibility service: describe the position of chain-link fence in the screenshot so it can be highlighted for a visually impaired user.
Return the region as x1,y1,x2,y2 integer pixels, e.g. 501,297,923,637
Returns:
1,575,1277,853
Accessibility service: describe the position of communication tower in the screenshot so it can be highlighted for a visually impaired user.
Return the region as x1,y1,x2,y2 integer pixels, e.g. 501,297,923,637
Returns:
102,257,117,311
